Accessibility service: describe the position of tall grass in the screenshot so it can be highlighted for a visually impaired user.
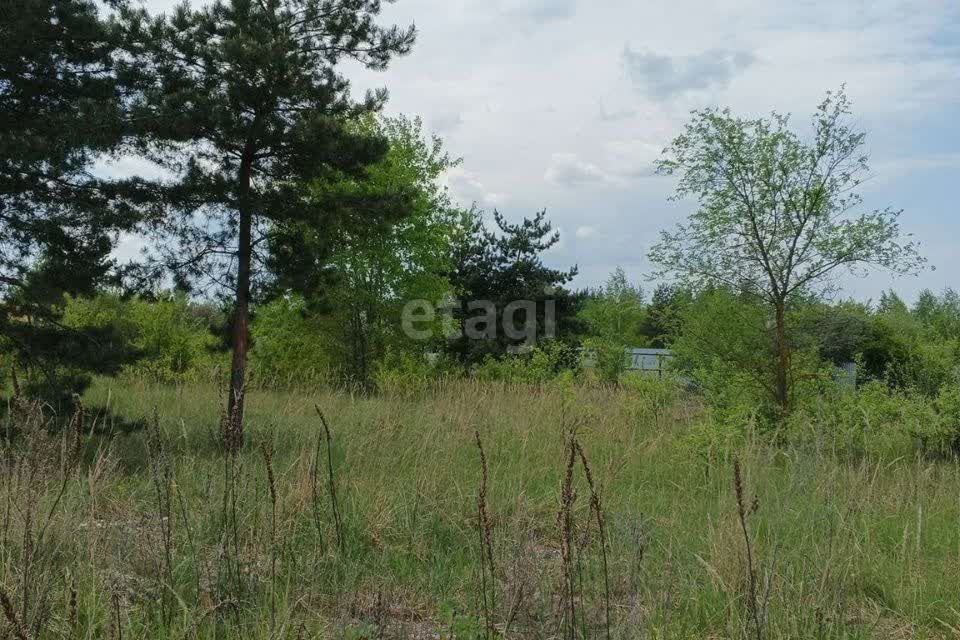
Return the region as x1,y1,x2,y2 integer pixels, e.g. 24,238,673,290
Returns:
0,377,957,638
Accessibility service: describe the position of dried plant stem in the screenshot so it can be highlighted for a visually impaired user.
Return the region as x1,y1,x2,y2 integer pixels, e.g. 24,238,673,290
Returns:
577,441,612,640
474,430,496,638
145,410,175,624
314,406,344,551
310,427,327,555
111,589,122,640
224,383,245,455
557,432,577,640
220,441,243,625
175,483,203,601
68,576,78,638
0,585,29,640
260,441,278,633
734,459,763,640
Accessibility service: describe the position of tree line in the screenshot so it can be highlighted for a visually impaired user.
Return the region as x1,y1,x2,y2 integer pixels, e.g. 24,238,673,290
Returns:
2,0,941,447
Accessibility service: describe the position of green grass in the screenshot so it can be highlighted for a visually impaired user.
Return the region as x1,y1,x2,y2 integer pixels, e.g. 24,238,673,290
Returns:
1,377,959,638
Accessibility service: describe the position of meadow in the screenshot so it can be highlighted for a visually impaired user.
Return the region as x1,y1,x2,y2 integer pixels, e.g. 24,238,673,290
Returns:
1,378,958,639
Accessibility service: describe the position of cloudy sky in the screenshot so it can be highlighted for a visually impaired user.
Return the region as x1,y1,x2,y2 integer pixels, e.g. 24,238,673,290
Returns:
136,0,960,302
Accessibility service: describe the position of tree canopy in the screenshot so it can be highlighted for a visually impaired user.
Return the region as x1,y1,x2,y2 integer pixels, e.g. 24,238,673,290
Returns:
651,88,925,415
0,0,148,404
119,0,416,446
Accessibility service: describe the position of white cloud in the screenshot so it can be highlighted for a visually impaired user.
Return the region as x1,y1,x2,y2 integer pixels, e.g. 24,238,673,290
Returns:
575,225,596,239
544,153,615,187
445,166,505,207
622,47,756,99
119,0,960,298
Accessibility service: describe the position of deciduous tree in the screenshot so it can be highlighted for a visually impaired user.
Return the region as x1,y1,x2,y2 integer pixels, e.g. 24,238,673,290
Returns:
650,88,924,416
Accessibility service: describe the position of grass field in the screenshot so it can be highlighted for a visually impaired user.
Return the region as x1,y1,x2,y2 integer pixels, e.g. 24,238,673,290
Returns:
2,378,959,639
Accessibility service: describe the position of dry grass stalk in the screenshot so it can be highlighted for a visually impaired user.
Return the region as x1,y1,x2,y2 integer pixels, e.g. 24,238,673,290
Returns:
67,576,78,637
314,406,344,551
0,402,78,637
557,431,577,640
219,413,244,622
734,458,764,640
146,409,175,624
310,423,327,555
111,587,122,640
0,584,29,640
260,440,278,633
474,429,496,638
223,382,245,455
576,441,612,640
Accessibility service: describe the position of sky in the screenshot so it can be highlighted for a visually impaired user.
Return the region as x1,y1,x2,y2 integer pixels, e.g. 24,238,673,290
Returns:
132,0,960,303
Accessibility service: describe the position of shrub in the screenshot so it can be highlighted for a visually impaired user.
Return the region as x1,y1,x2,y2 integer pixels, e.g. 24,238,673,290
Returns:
678,408,757,463
373,349,462,394
64,292,223,384
249,295,334,386
910,384,960,455
786,381,936,457
581,336,629,383
126,294,223,382
862,309,960,396
621,372,683,424
472,340,577,384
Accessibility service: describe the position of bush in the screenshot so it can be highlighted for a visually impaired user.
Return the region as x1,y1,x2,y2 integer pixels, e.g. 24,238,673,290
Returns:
679,414,753,463
127,295,223,382
249,295,334,386
373,349,462,394
621,372,683,424
910,384,960,455
862,309,960,396
786,381,938,457
472,340,578,384
581,336,629,383
64,292,223,384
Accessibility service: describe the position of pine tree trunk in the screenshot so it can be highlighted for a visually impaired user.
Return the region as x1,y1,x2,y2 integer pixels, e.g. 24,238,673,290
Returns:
225,147,254,452
774,300,790,418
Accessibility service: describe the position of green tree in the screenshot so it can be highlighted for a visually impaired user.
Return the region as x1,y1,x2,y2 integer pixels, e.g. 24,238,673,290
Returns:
249,294,335,385
296,115,463,387
63,291,222,383
863,298,959,395
671,288,775,419
650,88,925,417
913,288,960,340
638,284,691,348
579,267,646,381
447,209,581,365
120,0,415,446
0,0,145,405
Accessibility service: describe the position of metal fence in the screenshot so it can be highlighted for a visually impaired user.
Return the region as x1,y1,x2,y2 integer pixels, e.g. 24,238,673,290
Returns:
589,347,856,387
625,348,674,378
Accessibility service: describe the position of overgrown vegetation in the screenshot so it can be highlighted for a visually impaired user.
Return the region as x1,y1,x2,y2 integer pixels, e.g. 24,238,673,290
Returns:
0,380,958,638
2,0,958,636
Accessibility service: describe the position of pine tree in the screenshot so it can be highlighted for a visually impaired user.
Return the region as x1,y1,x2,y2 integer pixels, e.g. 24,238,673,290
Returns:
448,209,580,364
0,0,142,405
119,0,415,448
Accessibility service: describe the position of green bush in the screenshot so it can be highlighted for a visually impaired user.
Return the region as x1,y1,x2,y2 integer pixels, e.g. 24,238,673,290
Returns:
679,414,753,463
127,295,223,382
249,295,334,386
373,349,462,394
786,381,937,457
577,267,647,383
472,340,577,384
64,292,223,384
910,384,960,455
581,335,629,383
620,372,683,424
